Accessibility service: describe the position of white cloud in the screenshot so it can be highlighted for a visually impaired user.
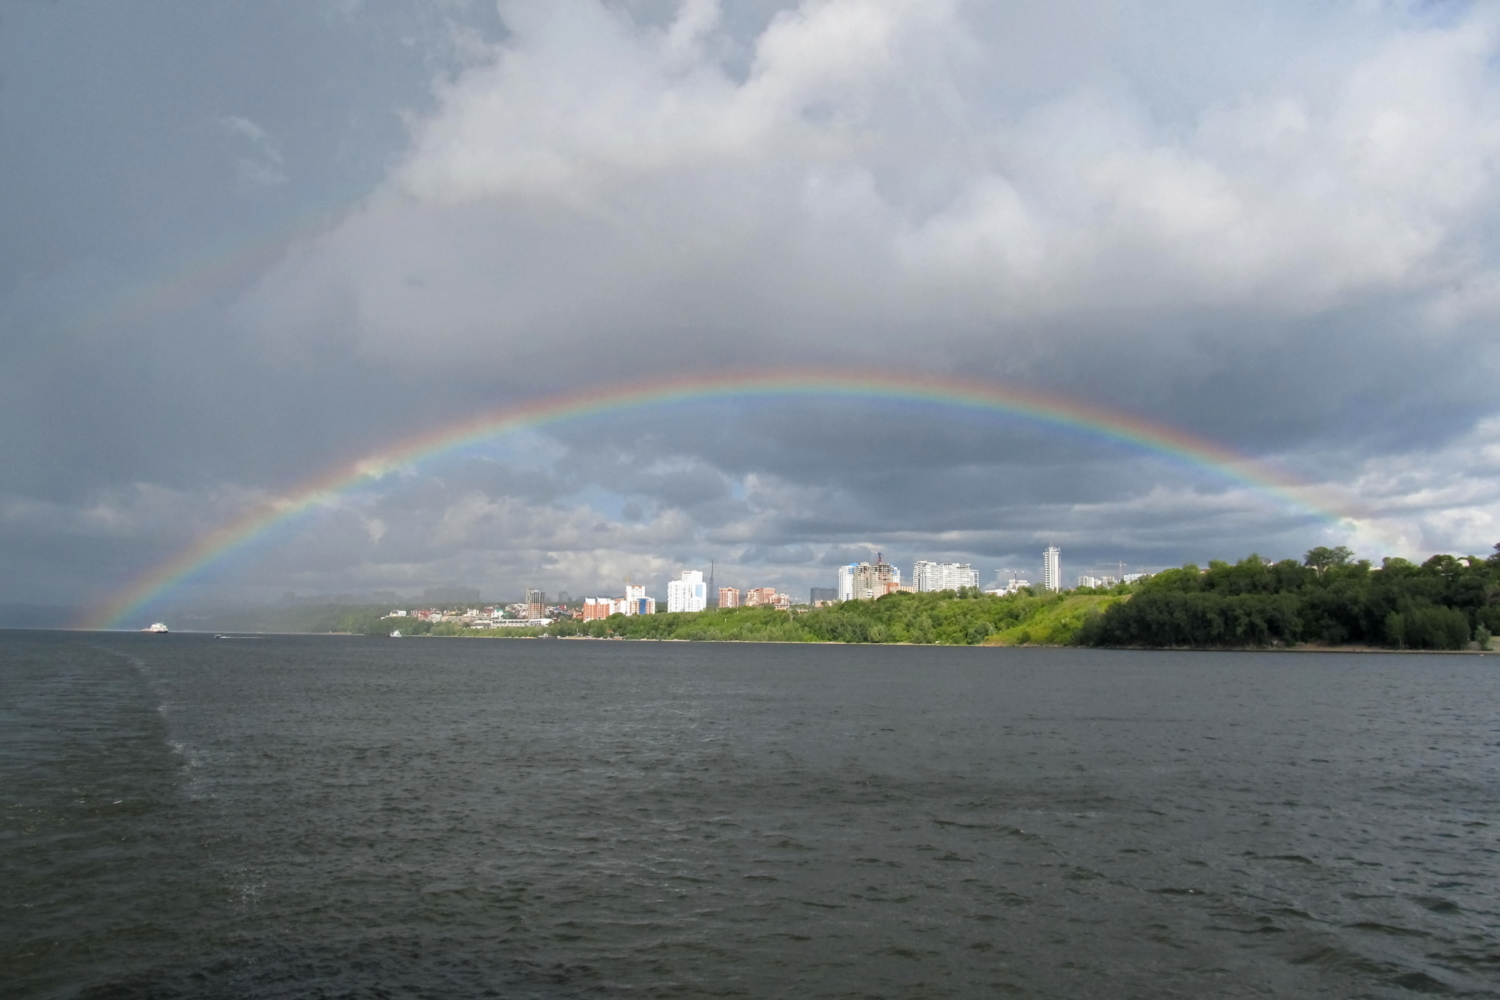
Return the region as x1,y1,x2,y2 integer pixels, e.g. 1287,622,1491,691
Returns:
235,0,1500,367
1339,414,1500,555
396,0,963,203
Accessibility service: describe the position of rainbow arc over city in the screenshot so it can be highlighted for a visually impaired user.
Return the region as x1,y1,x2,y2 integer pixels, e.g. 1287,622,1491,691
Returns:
80,369,1377,630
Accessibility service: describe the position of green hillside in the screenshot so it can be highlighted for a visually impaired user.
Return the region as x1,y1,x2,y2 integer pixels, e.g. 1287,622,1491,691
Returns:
985,593,1129,646
550,587,1126,645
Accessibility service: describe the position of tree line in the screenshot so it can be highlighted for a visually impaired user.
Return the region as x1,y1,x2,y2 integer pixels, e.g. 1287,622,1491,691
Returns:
1076,546,1500,649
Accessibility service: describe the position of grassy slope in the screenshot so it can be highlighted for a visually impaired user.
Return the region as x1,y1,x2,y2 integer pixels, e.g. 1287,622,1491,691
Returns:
985,594,1128,646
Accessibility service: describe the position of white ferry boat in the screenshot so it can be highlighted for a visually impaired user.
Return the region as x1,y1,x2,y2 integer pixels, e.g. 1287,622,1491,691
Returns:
142,622,169,633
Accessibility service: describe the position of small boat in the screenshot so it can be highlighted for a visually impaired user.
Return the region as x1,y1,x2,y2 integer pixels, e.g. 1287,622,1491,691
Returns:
389,629,402,638
142,622,169,633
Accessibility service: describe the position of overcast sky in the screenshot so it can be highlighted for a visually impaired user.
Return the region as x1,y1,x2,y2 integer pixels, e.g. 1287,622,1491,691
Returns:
5,0,1500,617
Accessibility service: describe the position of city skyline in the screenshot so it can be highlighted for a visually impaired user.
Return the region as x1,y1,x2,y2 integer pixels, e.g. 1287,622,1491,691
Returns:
527,546,1088,611
156,547,1185,612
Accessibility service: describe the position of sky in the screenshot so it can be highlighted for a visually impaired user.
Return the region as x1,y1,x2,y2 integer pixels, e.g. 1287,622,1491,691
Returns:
5,0,1500,619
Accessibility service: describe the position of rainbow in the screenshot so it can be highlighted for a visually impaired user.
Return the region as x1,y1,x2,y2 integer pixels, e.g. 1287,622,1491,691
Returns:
78,369,1380,629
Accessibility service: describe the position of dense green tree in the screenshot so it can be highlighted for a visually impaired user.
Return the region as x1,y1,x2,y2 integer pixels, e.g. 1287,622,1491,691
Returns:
1081,547,1500,648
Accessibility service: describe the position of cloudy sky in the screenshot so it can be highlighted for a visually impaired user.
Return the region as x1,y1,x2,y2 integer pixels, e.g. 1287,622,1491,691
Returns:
5,0,1500,618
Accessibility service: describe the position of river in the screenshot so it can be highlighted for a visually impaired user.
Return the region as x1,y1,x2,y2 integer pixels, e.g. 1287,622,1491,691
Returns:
3,631,1497,998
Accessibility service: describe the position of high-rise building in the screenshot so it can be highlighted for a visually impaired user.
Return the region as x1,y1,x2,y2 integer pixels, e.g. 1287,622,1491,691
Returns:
624,584,655,616
913,561,980,592
718,587,741,608
745,587,778,606
581,597,619,620
1042,547,1061,592
582,591,654,619
837,564,858,602
666,570,708,613
841,558,902,601
525,588,546,620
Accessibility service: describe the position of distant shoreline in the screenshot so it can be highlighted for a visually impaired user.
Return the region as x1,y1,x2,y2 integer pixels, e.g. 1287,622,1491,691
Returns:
76,629,1494,653
24,625,1498,653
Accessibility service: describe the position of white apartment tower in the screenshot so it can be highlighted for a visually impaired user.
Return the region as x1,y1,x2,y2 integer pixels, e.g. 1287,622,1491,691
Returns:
837,564,858,602
913,561,980,592
667,570,708,613
1042,546,1062,592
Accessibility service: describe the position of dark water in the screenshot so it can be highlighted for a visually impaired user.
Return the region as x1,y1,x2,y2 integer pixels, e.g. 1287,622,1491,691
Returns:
3,632,1499,999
